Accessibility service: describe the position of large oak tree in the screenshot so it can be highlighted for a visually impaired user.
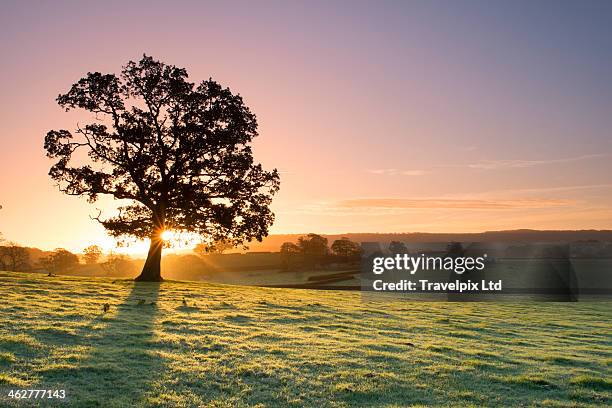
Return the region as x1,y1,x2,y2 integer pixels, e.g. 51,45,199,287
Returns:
44,56,280,281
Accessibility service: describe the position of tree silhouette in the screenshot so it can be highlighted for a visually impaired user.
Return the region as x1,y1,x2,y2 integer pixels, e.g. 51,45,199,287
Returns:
297,234,328,256
279,242,300,270
83,245,103,265
388,241,408,255
0,243,31,271
297,234,328,269
280,242,300,256
330,237,361,258
40,248,79,273
44,56,280,281
446,242,464,257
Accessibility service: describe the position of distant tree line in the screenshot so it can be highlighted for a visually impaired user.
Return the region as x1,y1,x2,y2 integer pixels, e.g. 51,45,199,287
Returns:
279,234,361,270
0,245,81,273
39,249,79,273
0,238,139,276
0,243,31,271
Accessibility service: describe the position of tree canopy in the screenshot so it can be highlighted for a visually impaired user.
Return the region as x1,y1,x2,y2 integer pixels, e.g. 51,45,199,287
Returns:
297,234,329,257
0,244,30,272
83,245,103,265
330,237,361,258
44,56,280,281
40,249,79,273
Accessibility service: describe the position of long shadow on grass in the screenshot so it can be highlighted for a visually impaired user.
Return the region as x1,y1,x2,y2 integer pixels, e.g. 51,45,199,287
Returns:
36,282,164,406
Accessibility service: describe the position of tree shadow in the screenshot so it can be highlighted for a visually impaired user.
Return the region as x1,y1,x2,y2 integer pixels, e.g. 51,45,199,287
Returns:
35,282,164,406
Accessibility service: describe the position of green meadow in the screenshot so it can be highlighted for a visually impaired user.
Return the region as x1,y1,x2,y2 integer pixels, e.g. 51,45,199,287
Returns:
0,271,610,407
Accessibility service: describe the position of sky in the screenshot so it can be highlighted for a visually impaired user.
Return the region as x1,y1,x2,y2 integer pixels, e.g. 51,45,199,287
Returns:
1,0,612,254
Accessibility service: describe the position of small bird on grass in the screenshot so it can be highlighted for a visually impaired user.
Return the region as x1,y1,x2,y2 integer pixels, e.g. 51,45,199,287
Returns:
102,303,110,313
182,298,188,307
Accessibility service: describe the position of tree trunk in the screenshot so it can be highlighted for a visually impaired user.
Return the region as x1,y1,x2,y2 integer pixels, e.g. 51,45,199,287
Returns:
135,233,164,282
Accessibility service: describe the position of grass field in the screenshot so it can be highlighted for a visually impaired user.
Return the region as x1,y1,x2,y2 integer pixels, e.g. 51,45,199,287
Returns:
0,271,610,407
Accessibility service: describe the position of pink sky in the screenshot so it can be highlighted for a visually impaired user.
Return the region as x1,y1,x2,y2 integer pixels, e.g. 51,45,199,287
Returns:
1,1,612,253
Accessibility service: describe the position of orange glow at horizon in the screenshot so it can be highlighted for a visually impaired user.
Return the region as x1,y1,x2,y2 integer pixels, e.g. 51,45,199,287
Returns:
1,2,612,254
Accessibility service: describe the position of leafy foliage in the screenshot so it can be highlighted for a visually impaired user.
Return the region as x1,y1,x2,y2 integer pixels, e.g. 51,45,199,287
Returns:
39,249,79,272
297,234,329,257
0,244,30,271
279,242,301,270
44,55,280,249
330,237,361,258
83,245,103,265
279,242,300,257
446,241,465,257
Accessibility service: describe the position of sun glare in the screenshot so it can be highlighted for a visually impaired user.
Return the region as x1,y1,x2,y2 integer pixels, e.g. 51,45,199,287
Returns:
161,230,174,241
95,230,201,258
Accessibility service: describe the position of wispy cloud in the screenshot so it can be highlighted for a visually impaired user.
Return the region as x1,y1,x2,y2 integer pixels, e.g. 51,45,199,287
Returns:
492,183,612,195
468,154,607,170
367,169,429,176
337,198,571,210
282,197,573,218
